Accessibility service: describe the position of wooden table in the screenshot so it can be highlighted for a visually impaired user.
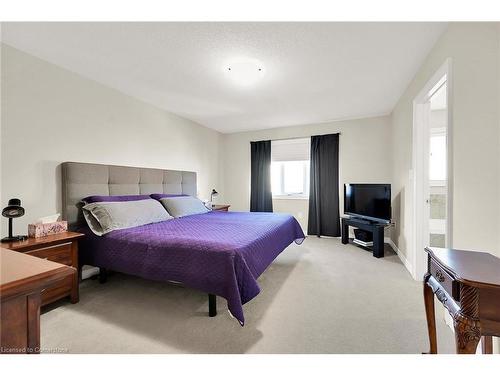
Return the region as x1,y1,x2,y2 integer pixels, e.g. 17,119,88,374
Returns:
0,249,76,354
423,247,500,354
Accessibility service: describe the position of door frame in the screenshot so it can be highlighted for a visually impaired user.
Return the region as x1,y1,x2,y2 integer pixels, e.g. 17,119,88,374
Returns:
411,58,453,280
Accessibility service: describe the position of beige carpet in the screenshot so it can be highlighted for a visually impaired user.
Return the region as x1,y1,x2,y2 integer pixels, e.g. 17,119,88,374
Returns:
40,237,455,353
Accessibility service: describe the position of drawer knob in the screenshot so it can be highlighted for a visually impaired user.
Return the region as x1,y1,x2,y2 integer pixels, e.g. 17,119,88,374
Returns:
435,269,445,283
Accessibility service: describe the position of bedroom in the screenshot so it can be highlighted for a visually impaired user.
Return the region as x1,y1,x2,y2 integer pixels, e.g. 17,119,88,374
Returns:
1,1,500,372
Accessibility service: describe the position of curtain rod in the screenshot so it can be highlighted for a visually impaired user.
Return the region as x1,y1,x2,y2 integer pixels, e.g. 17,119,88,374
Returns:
252,133,341,143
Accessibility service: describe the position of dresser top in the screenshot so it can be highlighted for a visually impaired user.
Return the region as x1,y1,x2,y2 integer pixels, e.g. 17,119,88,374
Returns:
0,231,84,251
0,249,71,292
426,247,500,289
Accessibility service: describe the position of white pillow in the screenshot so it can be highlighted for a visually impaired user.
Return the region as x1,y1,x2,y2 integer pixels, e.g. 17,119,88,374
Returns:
82,199,172,236
159,196,209,218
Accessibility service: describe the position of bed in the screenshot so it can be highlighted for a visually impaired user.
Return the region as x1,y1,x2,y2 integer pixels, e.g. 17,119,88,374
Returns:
62,162,305,325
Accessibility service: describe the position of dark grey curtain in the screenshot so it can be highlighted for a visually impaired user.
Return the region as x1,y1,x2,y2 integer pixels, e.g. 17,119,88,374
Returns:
250,140,273,212
308,133,340,237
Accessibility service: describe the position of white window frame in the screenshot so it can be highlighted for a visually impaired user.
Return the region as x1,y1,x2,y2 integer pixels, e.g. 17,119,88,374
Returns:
271,160,310,200
429,127,447,187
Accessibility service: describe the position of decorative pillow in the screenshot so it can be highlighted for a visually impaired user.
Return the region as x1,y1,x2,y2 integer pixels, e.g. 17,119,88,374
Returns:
83,194,151,204
82,199,172,236
159,196,209,218
150,193,187,201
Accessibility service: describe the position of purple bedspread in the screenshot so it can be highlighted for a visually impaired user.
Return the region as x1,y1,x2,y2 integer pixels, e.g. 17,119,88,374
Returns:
78,211,305,325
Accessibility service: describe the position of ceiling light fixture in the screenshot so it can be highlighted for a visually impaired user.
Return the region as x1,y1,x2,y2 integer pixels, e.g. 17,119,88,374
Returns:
225,57,265,86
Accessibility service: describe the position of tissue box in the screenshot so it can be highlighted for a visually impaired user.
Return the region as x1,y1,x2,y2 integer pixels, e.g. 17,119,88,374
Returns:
28,221,68,238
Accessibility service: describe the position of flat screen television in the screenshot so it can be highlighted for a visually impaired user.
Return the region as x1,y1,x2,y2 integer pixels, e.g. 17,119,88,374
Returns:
344,184,391,223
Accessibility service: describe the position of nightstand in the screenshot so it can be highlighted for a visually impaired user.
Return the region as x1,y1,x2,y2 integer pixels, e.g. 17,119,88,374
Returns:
1,231,84,306
211,204,230,212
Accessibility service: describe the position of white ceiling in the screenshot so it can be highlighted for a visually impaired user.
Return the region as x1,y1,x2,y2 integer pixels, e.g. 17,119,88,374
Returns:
1,22,447,133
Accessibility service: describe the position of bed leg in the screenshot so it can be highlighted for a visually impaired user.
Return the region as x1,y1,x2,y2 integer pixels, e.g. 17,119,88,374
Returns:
208,294,217,317
99,267,107,284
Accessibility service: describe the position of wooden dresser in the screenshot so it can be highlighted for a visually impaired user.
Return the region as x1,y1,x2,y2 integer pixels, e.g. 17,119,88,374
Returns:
423,247,500,354
1,232,84,305
0,249,76,354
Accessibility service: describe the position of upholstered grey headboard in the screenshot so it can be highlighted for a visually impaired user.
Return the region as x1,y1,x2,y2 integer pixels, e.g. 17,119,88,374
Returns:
61,162,197,227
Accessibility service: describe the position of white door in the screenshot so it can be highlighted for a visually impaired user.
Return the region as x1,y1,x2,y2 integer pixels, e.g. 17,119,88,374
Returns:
413,60,452,280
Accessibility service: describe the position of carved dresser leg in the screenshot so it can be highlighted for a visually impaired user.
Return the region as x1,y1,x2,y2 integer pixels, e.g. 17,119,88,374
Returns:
453,313,481,354
453,284,481,354
423,276,438,354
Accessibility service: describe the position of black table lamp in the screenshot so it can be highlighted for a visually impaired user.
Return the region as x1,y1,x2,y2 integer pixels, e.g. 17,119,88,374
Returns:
210,189,218,203
1,198,28,243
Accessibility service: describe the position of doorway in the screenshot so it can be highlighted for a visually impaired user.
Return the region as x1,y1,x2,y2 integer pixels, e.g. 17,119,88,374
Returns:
412,59,452,280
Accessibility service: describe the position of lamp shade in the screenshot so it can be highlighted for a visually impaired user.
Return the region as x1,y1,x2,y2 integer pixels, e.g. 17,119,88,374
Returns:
1,198,28,243
2,198,25,218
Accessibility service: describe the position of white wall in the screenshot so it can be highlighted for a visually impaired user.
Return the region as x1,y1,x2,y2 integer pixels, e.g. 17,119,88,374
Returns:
221,115,393,232
498,22,500,263
0,44,222,235
391,23,500,262
390,23,500,352
0,31,3,228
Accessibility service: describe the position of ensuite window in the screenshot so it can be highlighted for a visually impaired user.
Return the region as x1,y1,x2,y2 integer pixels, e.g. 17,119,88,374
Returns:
271,138,311,199
429,128,447,183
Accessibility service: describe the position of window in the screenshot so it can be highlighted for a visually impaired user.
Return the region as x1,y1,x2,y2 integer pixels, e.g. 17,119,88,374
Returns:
271,138,310,198
429,128,447,183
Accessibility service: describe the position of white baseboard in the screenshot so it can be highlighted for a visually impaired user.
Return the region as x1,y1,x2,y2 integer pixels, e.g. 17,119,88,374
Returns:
384,237,413,277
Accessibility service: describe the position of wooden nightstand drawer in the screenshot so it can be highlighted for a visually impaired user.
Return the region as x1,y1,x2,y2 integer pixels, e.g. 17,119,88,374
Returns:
25,243,72,266
41,274,73,305
430,258,459,301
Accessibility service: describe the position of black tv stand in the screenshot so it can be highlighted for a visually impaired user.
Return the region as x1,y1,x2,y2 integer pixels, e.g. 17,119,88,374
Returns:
341,216,389,258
